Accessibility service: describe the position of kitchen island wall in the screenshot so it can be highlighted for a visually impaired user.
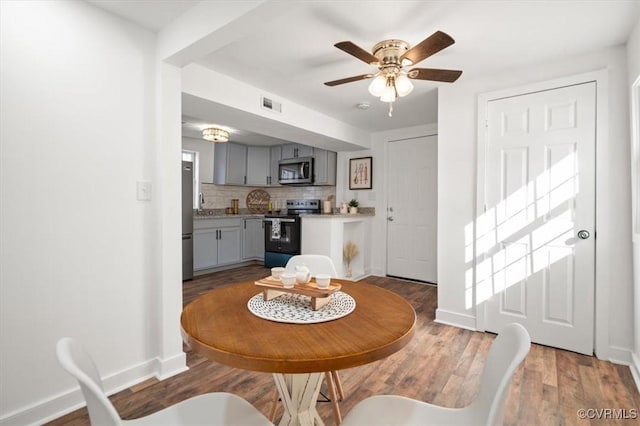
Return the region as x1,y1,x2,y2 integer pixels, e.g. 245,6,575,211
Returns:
200,183,336,211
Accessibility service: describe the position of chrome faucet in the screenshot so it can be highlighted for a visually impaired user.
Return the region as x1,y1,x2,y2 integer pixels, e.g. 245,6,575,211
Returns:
198,193,205,212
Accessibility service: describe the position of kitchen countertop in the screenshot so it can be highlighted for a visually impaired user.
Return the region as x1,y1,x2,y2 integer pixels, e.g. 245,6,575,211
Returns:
194,209,375,219
194,210,265,220
301,213,375,218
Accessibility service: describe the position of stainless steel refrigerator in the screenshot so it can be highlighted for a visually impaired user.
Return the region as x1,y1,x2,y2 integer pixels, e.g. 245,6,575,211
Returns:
182,161,194,280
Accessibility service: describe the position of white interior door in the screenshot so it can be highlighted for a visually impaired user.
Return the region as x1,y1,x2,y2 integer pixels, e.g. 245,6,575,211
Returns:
481,82,596,354
387,136,437,282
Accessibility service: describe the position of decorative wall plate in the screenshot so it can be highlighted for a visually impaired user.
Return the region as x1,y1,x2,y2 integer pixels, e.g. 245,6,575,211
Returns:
246,189,271,213
247,292,356,324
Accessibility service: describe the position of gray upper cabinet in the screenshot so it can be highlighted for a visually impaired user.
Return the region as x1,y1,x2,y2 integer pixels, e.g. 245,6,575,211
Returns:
246,146,270,186
313,148,337,185
269,146,281,186
214,141,335,187
214,142,247,185
282,143,313,159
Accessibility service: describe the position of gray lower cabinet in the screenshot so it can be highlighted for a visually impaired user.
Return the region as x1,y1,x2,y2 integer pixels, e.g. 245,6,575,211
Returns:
242,218,265,260
193,218,242,271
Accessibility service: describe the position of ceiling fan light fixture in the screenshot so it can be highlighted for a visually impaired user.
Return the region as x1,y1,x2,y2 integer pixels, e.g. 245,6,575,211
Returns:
368,73,387,97
395,72,414,97
326,32,461,117
380,80,397,103
202,127,229,143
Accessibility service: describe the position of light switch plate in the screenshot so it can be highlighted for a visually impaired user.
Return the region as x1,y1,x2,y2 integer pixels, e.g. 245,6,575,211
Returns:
136,181,152,201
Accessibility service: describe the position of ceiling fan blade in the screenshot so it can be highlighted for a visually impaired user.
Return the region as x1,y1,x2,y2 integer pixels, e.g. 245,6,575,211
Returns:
408,68,462,83
324,74,375,87
334,41,379,65
401,31,455,65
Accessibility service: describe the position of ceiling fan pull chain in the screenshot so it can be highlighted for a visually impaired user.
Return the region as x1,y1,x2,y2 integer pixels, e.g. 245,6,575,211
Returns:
388,102,394,117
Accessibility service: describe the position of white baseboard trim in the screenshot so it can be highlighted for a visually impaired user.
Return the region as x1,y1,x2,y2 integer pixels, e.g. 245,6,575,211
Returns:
1,352,187,426
156,351,188,380
604,345,633,365
631,352,640,393
371,267,385,277
434,308,477,330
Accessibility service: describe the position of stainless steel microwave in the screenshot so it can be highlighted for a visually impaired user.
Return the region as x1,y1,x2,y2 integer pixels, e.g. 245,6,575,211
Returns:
278,156,314,185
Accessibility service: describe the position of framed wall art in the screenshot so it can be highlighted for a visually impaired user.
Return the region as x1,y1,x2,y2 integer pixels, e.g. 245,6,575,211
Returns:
349,156,372,190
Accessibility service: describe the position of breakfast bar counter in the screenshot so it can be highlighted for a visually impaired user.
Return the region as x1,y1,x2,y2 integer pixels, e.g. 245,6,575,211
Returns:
300,214,372,280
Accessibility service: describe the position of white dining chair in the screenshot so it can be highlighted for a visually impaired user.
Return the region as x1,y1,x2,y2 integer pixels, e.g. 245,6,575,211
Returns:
340,323,531,426
56,337,274,426
284,254,339,277
270,254,344,423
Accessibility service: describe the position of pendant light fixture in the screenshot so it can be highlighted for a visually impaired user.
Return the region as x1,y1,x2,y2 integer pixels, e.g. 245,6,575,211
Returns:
202,128,229,143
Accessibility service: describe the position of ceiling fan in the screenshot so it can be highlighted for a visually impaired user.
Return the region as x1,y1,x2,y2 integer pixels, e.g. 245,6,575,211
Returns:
324,31,462,116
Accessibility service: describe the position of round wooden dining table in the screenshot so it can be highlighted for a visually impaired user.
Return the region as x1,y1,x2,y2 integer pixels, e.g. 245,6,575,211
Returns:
181,279,416,426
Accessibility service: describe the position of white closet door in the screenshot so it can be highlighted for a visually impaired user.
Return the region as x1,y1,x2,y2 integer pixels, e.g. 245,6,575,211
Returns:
482,82,596,355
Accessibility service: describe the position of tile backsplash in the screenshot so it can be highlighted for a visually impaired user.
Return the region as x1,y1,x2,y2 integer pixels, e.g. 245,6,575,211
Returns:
200,184,337,210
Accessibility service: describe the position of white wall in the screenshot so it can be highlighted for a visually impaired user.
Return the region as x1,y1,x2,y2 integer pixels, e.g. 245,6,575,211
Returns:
437,46,634,359
181,64,371,150
0,1,183,423
335,123,439,277
626,16,640,388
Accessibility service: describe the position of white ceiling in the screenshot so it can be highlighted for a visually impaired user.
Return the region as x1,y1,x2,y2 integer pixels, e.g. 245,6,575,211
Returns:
89,0,640,143
87,0,199,32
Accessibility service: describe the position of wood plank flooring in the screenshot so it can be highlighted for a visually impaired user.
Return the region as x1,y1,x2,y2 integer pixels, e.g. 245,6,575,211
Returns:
48,264,640,425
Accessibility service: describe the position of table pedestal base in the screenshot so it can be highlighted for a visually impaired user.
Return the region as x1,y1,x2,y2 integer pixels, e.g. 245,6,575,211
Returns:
273,373,324,426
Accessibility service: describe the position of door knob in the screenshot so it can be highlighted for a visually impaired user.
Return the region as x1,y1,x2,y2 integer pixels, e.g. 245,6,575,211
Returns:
577,230,590,240
388,216,394,222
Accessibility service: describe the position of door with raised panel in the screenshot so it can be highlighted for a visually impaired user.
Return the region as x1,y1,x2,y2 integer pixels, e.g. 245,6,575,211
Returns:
482,82,596,354
387,135,437,282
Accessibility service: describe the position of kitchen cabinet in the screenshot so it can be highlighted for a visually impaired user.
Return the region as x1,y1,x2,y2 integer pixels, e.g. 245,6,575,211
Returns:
214,141,332,187
242,218,265,260
282,143,313,159
193,218,242,271
246,146,270,186
313,148,337,185
268,145,281,186
214,142,247,185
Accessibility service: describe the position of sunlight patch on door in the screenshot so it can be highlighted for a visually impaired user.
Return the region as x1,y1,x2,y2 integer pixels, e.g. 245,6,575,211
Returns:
466,151,579,309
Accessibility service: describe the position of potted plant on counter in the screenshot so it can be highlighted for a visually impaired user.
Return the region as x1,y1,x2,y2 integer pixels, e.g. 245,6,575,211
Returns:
348,199,359,214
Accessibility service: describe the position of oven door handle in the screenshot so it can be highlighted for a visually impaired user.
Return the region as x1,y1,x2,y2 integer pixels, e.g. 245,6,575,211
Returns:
264,218,296,223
